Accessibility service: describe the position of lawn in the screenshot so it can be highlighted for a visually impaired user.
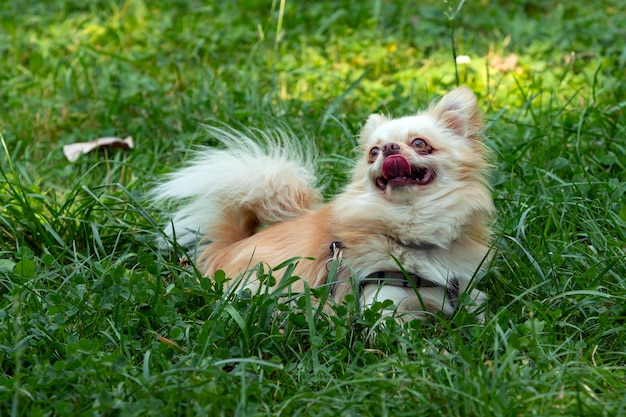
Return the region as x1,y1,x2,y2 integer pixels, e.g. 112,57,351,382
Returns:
1,0,625,415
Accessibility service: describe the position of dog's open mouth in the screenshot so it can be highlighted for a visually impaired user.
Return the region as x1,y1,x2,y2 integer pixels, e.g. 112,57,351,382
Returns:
375,155,435,191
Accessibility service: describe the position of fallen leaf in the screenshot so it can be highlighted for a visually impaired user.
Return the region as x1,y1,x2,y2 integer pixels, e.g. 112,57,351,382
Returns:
490,53,519,72
152,331,185,352
63,136,134,162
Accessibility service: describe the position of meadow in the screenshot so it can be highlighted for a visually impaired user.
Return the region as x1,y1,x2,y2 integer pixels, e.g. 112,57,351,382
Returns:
1,0,625,415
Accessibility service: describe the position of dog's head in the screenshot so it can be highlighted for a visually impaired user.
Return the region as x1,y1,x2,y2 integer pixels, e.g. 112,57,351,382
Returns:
339,87,493,246
354,87,489,201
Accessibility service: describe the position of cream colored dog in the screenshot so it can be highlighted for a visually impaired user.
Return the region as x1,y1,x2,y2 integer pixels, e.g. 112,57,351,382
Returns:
154,87,494,321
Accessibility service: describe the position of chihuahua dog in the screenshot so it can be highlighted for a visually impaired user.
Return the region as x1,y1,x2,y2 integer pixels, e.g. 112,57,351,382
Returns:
153,87,494,321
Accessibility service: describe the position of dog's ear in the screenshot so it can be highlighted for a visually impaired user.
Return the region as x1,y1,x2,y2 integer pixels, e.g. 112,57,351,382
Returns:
430,87,482,139
359,114,388,143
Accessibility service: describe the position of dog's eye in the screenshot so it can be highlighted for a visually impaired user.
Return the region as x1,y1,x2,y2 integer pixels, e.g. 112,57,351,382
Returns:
368,147,380,163
411,138,427,149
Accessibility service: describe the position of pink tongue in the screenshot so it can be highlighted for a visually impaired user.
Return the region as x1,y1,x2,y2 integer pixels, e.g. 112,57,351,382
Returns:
382,155,411,179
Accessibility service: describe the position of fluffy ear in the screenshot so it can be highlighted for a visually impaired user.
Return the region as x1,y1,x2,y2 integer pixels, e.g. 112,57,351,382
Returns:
359,114,388,143
430,86,482,139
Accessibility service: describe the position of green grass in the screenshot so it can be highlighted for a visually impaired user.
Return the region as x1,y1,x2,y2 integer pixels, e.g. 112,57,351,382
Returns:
1,0,625,415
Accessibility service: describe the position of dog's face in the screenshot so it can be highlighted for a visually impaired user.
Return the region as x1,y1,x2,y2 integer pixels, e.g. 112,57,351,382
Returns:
354,87,489,204
364,126,438,194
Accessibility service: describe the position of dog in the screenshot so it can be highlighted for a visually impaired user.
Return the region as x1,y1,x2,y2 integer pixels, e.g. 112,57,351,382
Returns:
153,86,494,321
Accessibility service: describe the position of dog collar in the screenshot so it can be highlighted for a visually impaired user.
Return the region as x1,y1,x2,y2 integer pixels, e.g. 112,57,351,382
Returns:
360,271,460,311
328,241,460,309
328,241,437,287
360,270,439,288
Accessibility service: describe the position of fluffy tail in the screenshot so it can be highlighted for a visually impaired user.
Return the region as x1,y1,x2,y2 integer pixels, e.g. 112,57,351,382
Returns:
151,125,321,249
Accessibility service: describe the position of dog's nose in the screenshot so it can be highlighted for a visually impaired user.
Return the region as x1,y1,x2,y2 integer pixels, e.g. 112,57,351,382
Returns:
381,142,400,157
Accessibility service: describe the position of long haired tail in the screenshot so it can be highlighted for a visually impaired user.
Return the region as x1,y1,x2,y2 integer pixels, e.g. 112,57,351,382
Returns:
150,125,321,249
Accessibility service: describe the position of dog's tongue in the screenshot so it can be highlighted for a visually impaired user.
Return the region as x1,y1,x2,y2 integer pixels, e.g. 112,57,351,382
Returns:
382,155,411,179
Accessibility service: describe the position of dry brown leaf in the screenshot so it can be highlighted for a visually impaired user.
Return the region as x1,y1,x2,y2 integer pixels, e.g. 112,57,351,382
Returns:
63,136,134,162
490,53,519,73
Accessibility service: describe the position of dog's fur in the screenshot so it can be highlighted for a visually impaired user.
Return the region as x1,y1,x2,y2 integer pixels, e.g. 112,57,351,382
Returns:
153,87,494,321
